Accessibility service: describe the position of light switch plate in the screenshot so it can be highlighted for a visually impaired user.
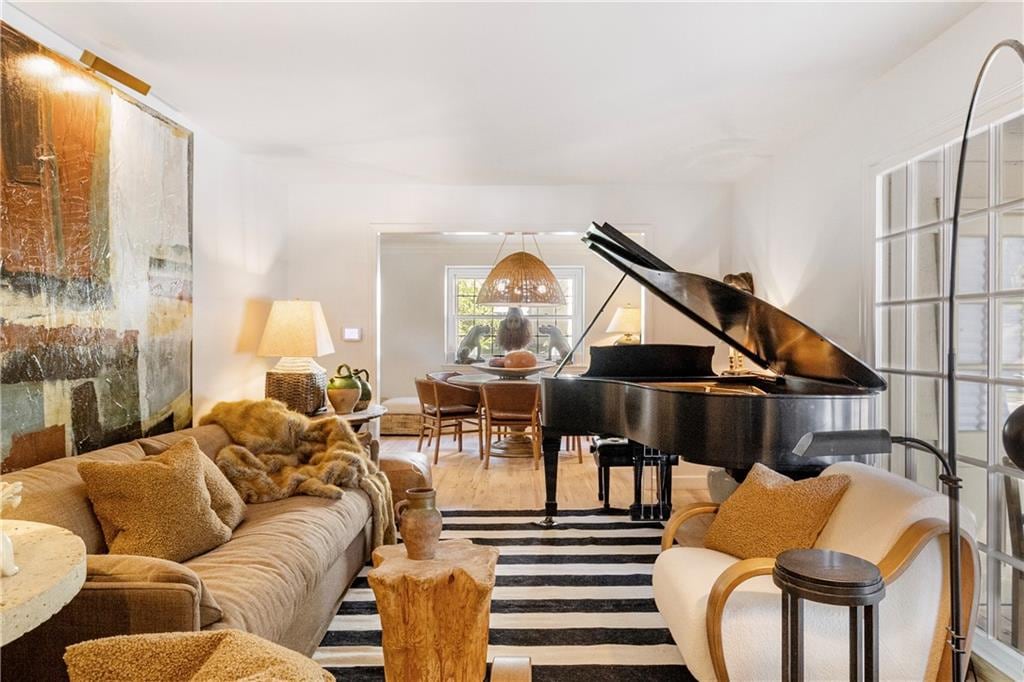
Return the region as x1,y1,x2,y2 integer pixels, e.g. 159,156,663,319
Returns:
342,327,362,342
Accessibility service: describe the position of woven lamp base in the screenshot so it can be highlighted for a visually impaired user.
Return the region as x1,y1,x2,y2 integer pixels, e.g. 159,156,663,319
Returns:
266,369,327,416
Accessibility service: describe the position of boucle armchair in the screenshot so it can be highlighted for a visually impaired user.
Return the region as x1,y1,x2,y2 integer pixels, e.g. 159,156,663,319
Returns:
653,462,980,682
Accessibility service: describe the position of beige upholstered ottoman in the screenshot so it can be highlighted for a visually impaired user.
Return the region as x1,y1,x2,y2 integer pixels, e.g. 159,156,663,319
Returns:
380,397,421,435
378,451,432,503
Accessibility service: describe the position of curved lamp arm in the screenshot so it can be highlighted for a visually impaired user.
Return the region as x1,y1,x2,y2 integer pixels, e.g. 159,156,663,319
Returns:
946,38,1024,682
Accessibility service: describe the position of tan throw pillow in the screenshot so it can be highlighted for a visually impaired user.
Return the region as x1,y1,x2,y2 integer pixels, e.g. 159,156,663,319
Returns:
703,463,851,559
156,438,246,530
79,442,232,563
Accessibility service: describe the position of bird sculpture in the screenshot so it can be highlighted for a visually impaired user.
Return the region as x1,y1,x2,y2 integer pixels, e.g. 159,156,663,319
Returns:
497,307,533,352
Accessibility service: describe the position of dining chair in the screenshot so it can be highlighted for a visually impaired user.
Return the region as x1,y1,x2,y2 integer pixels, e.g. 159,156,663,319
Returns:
414,378,480,464
480,381,541,470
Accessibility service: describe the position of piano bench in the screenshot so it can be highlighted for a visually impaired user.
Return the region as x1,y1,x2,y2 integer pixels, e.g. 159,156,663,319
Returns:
591,438,642,509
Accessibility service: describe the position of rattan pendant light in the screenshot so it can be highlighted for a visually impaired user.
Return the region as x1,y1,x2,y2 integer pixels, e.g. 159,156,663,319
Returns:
476,234,565,306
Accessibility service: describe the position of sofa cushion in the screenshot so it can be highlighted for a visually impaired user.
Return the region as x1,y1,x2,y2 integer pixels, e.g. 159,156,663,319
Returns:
137,424,234,462
381,397,419,414
704,463,850,559
185,490,372,643
78,441,232,562
0,442,145,553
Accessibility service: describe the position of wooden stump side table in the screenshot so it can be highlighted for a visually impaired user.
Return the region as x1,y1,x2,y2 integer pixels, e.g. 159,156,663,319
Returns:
370,539,499,682
773,548,886,682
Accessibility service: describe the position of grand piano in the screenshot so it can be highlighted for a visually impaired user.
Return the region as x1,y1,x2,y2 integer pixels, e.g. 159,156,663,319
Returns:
539,222,886,526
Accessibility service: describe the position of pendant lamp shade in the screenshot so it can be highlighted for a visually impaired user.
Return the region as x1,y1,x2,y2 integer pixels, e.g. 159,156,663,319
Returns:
476,251,566,306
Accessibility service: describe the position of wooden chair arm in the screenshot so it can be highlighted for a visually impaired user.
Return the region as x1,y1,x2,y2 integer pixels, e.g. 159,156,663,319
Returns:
706,557,777,682
661,502,720,550
876,518,980,682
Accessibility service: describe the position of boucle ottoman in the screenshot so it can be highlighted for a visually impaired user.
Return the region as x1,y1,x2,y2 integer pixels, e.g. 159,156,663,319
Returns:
380,397,421,435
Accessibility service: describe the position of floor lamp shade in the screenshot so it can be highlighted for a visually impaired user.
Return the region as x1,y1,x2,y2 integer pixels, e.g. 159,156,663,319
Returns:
476,252,565,306
258,300,335,415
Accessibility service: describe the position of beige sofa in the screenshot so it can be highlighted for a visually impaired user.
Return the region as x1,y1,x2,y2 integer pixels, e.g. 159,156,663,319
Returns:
0,424,430,681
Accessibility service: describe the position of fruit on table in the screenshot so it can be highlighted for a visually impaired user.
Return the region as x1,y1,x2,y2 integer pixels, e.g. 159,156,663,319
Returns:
488,357,506,367
504,350,537,368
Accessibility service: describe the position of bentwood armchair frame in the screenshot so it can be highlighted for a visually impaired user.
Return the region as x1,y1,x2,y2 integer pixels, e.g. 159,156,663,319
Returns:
660,502,979,682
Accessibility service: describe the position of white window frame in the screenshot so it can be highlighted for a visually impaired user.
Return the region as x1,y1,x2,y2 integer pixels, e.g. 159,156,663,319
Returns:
874,110,1024,667
444,265,585,363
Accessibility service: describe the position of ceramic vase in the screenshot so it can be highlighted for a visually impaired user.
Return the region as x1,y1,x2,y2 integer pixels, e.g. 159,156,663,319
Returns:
394,488,442,560
328,364,362,414
354,368,372,411
327,387,360,414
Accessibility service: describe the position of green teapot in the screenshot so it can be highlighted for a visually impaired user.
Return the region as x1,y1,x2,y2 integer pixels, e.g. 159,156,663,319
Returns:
327,364,361,414
353,368,372,411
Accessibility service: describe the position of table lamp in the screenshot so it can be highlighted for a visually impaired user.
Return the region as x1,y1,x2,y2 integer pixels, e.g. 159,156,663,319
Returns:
257,300,335,415
606,305,641,345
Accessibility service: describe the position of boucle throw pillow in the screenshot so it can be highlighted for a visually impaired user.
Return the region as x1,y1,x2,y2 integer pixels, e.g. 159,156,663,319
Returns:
78,441,232,563
152,438,246,530
64,629,333,682
703,463,851,559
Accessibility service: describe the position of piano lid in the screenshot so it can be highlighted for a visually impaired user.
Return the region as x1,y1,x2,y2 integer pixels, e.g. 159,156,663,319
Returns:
583,222,886,390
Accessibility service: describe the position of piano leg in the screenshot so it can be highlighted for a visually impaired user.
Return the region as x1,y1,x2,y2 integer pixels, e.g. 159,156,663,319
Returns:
538,432,563,528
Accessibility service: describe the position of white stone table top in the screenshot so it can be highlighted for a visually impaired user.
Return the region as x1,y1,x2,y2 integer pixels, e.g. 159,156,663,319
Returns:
0,520,86,646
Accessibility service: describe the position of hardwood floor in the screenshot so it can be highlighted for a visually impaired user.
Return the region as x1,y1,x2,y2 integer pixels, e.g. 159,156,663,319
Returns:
380,433,710,512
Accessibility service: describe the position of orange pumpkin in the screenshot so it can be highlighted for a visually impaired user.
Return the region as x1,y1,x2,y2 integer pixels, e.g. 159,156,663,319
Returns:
504,350,538,368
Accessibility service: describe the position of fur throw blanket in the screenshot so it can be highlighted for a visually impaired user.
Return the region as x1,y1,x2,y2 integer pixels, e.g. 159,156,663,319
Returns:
199,399,396,548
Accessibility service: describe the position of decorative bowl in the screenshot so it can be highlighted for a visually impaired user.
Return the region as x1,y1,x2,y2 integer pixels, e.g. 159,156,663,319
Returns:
470,360,556,379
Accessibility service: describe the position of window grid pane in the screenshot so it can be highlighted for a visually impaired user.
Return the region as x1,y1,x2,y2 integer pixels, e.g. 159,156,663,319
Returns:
876,110,1024,665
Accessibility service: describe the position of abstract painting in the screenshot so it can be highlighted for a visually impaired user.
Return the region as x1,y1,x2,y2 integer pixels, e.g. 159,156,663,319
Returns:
1,23,193,470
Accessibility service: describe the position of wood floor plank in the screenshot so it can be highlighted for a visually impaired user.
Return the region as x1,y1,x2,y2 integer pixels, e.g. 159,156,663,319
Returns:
380,435,711,511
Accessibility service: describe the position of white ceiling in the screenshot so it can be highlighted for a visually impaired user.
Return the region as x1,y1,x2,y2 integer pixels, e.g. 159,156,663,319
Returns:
13,1,979,184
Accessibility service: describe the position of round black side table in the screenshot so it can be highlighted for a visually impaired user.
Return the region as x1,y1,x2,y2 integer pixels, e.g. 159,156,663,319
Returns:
773,548,886,682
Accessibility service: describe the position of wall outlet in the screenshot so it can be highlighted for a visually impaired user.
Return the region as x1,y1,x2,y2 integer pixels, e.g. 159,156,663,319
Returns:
342,327,362,342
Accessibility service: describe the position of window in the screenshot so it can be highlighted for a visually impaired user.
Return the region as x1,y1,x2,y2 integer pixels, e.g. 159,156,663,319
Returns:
875,112,1024,663
445,266,584,362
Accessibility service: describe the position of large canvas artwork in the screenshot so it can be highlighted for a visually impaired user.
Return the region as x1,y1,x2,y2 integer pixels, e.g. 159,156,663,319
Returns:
0,24,193,470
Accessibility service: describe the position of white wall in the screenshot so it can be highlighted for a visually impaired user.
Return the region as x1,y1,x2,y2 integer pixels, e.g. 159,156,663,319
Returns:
285,183,735,395
731,1,1024,357
190,142,289,417
1,3,292,420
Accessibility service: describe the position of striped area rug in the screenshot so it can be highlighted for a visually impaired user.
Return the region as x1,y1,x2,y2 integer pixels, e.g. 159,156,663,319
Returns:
315,509,694,681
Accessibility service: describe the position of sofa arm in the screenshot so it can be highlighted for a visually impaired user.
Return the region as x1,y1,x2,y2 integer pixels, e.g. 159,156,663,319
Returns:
86,554,222,627
0,555,211,682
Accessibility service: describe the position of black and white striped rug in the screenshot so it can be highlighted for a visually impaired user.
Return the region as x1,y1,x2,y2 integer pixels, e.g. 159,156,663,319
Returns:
315,509,694,681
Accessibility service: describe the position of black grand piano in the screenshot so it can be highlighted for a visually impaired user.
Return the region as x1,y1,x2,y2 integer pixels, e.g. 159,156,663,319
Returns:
539,222,886,526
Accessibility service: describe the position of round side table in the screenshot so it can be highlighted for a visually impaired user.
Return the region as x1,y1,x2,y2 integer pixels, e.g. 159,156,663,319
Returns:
773,548,885,682
0,520,86,646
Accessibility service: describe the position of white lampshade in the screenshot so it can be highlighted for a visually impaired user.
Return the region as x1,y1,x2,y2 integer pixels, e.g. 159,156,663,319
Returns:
606,306,641,334
257,300,335,358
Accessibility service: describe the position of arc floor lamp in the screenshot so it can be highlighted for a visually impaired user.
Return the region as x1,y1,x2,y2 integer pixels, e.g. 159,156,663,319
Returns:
798,39,1024,682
